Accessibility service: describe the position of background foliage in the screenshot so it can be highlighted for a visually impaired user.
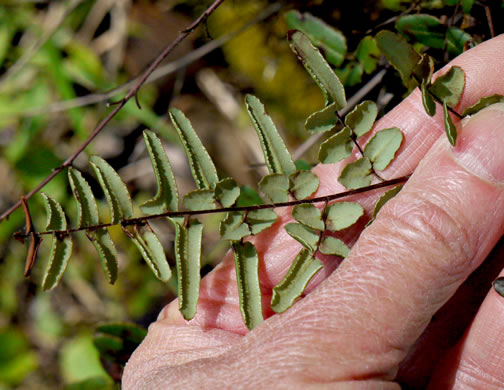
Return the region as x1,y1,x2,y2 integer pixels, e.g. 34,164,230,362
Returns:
0,0,502,388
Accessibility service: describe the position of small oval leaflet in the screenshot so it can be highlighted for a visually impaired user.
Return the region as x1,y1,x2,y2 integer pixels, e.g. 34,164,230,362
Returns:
246,208,277,235
319,236,349,257
345,100,377,137
183,189,217,211
171,218,203,320
169,108,219,190
245,94,296,176
289,170,320,200
292,204,324,231
305,102,339,134
355,36,380,74
219,211,251,241
259,173,290,203
421,82,436,117
443,101,458,146
285,222,320,253
214,178,240,208
395,14,445,49
429,66,465,108
371,184,403,221
338,157,373,189
89,155,133,224
414,54,435,85
493,277,504,298
325,201,364,232
318,126,353,164
288,30,347,109
363,127,403,171
446,27,472,56
140,130,179,214
271,248,323,313
232,242,263,330
41,193,73,291
461,95,504,117
88,228,118,284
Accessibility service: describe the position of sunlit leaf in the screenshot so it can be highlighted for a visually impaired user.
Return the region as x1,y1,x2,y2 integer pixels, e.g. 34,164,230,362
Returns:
375,30,421,89
292,204,324,231
245,94,296,176
215,178,240,207
443,102,458,146
429,66,465,108
325,202,364,232
89,155,133,224
288,30,347,109
232,242,263,330
304,103,339,133
318,127,353,164
356,36,380,74
41,193,67,231
319,236,349,257
236,185,263,207
395,14,445,49
140,130,179,214
88,228,118,284
219,211,250,241
128,225,171,282
371,184,403,221
271,249,323,313
183,189,217,211
285,11,346,67
363,127,403,171
338,157,373,189
259,173,290,203
169,108,219,189
446,27,472,56
461,95,504,117
345,100,377,137
68,167,99,227
421,82,436,117
246,208,277,235
289,170,320,200
285,223,319,253
171,218,203,320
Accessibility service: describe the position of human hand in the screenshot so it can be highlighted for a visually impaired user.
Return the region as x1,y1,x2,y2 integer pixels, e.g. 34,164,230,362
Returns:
122,35,504,389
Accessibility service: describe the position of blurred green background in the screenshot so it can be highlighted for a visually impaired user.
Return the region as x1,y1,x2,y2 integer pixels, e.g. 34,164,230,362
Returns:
0,0,501,388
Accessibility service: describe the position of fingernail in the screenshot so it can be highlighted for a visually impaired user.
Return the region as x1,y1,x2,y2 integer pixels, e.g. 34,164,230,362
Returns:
452,103,504,183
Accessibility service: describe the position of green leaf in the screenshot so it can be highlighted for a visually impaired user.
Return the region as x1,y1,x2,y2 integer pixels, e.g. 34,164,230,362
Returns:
304,102,339,133
318,127,353,164
285,11,347,67
395,14,445,49
171,218,203,320
355,36,380,74
68,167,99,227
96,322,147,345
461,95,504,117
128,225,171,282
41,193,67,231
246,209,277,235
288,31,347,109
259,173,290,203
371,184,403,220
93,334,123,356
414,54,435,85
325,202,364,232
236,185,263,207
88,228,118,284
295,160,312,171
421,82,436,117
446,27,472,56
219,211,250,241
169,108,219,189
183,189,217,211
375,30,421,89
140,130,179,214
338,157,373,189
215,178,240,207
443,101,458,146
245,94,296,175
285,223,319,253
292,204,324,231
319,236,350,257
41,233,73,291
271,249,323,313
345,100,377,137
363,127,403,171
89,155,133,224
334,62,363,87
232,242,263,330
429,66,465,108
461,0,475,13
289,170,320,200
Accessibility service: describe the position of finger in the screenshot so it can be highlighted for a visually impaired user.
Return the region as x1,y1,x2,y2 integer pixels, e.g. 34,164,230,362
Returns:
158,35,504,333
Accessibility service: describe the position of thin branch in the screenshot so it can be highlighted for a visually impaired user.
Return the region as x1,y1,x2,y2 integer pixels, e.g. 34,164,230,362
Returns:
24,175,410,237
15,3,280,118
0,0,226,223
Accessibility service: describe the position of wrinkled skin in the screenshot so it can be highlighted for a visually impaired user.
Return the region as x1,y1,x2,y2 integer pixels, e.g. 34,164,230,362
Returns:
123,35,504,389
